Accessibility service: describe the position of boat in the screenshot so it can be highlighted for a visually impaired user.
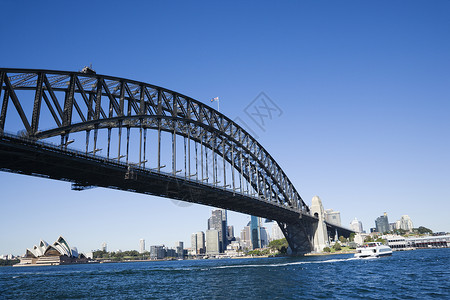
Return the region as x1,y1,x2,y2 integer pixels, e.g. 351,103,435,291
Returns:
354,242,392,258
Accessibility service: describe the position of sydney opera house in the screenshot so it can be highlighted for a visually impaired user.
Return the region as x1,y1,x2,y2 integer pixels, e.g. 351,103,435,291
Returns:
17,236,89,266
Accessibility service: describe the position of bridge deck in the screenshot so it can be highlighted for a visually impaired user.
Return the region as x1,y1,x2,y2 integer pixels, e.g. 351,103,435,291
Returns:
0,133,313,224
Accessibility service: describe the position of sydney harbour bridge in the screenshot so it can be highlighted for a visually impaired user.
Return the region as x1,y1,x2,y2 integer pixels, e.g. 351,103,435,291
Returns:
0,68,352,254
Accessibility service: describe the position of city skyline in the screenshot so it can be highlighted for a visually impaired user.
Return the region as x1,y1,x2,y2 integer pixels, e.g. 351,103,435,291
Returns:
1,1,449,255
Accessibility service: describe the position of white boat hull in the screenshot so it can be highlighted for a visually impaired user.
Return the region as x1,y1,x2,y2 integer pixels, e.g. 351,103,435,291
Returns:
355,242,392,258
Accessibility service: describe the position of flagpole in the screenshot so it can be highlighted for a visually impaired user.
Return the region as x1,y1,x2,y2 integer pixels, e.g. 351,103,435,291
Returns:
210,97,220,113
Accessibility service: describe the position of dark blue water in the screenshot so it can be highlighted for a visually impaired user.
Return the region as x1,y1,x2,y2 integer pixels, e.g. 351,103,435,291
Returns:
1,249,449,299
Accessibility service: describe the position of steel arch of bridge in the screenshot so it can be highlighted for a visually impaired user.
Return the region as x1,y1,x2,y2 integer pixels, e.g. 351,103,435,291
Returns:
0,68,315,253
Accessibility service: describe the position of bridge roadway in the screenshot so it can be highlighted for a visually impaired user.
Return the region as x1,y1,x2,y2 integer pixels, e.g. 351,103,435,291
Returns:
0,133,315,224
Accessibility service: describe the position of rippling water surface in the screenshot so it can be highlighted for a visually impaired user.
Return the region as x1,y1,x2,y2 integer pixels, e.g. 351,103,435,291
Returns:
1,248,449,299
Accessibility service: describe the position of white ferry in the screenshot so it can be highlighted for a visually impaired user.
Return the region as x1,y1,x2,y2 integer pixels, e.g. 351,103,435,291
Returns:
354,242,392,258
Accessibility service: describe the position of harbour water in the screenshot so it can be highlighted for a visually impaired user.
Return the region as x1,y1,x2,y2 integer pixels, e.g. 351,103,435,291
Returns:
1,248,449,299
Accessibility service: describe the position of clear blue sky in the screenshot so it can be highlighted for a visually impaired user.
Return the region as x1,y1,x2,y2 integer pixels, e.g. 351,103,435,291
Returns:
1,0,449,255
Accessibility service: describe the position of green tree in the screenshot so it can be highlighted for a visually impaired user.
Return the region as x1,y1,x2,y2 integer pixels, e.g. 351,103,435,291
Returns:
375,237,386,244
323,247,331,253
339,236,347,244
268,238,289,254
349,233,356,242
364,236,374,242
332,242,341,251
415,226,433,235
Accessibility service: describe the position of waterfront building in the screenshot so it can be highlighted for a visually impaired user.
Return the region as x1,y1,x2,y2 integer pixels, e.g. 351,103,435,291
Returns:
350,218,363,233
206,229,220,255
406,234,450,248
150,245,165,260
384,234,408,249
165,248,177,258
101,242,107,252
399,215,414,231
18,236,88,266
324,209,342,226
224,241,243,257
375,213,389,233
139,239,145,254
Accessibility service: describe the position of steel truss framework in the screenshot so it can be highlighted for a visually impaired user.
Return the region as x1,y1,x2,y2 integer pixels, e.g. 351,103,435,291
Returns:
0,68,315,254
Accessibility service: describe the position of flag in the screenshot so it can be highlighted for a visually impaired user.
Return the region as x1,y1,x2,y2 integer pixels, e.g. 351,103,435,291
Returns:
211,97,219,102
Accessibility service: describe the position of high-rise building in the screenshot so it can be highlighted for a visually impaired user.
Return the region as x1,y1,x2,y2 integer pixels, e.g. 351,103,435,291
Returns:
165,247,177,258
325,209,342,226
206,229,220,255
176,241,184,259
196,231,205,254
101,242,107,252
191,233,197,253
191,231,206,255
375,213,389,233
399,215,413,231
227,225,235,243
271,222,285,241
240,225,252,250
208,209,227,252
350,218,363,233
150,245,165,260
139,239,145,254
260,227,269,248
251,216,261,249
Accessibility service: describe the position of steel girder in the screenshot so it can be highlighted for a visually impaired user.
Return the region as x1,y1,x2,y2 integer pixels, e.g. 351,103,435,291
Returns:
0,68,309,214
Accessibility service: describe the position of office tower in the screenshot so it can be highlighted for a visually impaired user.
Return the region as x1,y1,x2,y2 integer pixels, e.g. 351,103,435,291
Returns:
150,245,165,260
375,212,389,233
325,209,342,226
350,218,363,233
250,216,261,249
101,242,107,252
176,241,184,259
139,239,145,254
191,231,206,254
271,222,284,241
206,229,220,255
208,209,227,252
165,247,177,258
227,225,235,243
399,215,414,231
260,227,269,248
191,233,197,253
240,225,252,250
196,231,205,254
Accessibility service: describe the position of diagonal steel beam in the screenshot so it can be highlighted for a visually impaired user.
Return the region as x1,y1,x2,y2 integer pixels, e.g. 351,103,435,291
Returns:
3,75,31,133
31,73,44,134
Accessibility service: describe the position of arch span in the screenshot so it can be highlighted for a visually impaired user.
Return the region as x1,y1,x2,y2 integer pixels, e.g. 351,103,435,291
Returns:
0,68,317,254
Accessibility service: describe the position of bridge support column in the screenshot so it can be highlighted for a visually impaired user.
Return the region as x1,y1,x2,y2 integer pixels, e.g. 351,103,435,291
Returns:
278,218,314,255
310,195,329,252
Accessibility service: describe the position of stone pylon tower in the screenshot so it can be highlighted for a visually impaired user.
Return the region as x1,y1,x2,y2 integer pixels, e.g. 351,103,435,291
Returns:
310,196,329,252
